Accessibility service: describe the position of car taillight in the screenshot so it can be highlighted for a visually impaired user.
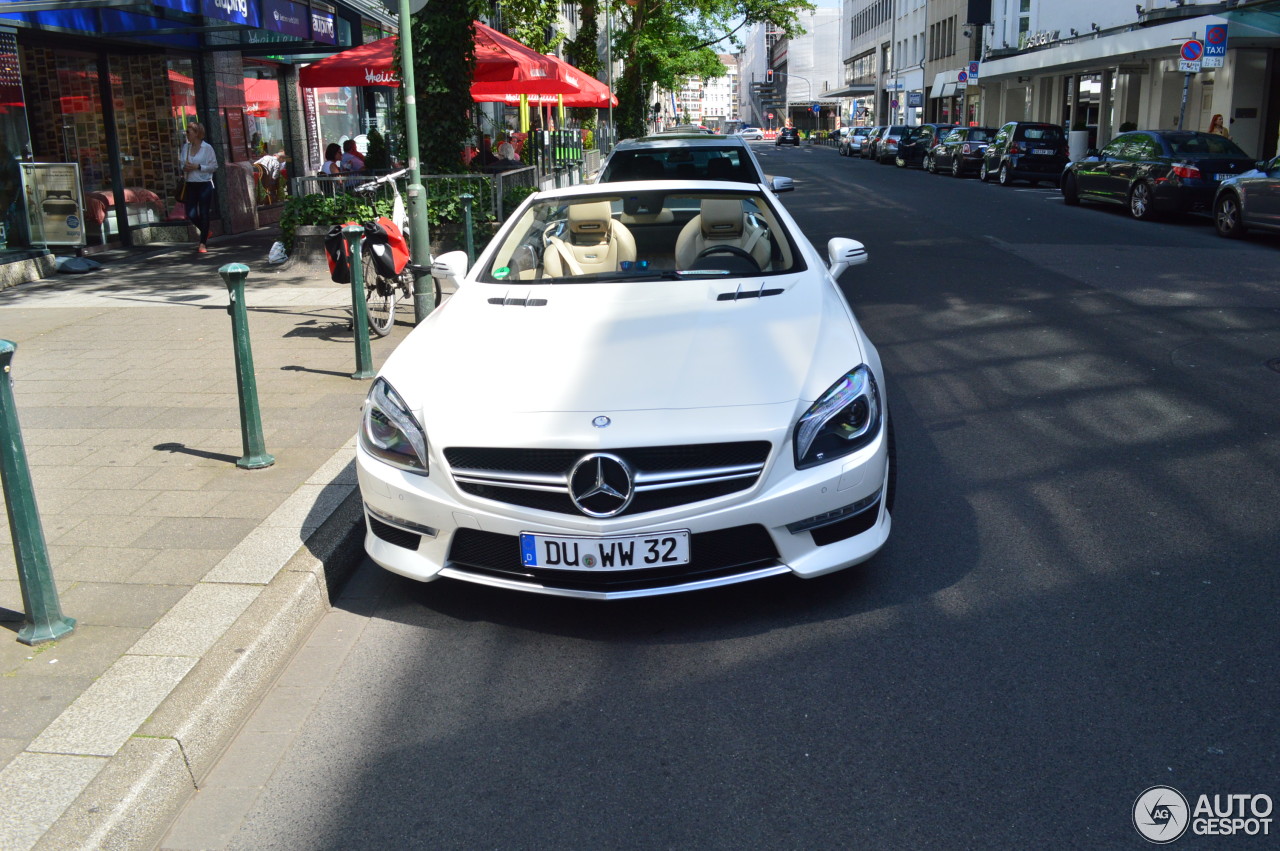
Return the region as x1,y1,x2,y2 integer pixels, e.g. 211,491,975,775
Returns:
1171,163,1201,179
1009,141,1024,154
886,138,898,148
961,143,972,154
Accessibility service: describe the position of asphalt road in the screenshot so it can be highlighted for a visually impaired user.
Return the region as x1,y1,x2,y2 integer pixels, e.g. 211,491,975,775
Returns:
162,144,1280,850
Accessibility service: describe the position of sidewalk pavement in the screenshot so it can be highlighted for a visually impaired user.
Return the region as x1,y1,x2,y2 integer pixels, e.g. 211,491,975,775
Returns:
0,229,412,850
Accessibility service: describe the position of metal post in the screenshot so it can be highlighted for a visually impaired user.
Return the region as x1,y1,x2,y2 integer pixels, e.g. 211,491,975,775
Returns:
399,0,434,324
344,225,376,380
219,265,275,470
0,340,76,645
460,193,475,265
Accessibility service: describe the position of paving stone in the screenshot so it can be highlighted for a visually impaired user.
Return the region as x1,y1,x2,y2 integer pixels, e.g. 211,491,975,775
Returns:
56,582,190,630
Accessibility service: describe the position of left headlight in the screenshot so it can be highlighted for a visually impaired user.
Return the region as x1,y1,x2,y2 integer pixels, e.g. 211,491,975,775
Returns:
360,378,428,474
794,365,881,469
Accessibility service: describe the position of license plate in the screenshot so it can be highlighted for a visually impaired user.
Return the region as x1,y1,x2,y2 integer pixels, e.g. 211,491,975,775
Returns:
520,530,690,570
1214,173,1234,181
1033,148,1054,156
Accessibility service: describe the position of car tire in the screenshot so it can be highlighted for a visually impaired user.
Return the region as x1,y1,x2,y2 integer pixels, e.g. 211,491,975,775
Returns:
998,162,1013,186
1129,181,1158,221
925,155,935,174
1214,193,1247,238
978,162,989,182
950,157,962,178
894,156,905,168
1062,173,1081,206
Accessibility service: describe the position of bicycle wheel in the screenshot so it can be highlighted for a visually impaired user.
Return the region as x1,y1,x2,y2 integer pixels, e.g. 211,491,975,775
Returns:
363,249,396,337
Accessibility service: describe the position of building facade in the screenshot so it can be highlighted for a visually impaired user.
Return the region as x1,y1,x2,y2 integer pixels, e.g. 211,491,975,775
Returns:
834,0,1280,158
0,0,396,282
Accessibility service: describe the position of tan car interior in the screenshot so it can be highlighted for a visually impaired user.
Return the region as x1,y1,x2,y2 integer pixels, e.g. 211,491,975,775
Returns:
542,200,637,277
674,198,771,271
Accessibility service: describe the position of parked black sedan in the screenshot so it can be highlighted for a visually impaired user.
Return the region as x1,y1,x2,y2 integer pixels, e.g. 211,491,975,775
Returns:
1061,130,1256,221
895,123,955,168
926,126,997,177
1213,155,1280,238
775,126,801,147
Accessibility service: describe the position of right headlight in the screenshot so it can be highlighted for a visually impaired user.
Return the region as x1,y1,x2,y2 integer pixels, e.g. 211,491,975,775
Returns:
360,378,428,474
793,365,881,470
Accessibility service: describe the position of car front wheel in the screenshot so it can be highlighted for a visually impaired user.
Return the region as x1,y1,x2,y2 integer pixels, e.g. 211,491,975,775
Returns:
1214,193,1247,238
998,162,1013,186
950,157,962,178
978,161,990,182
1062,173,1081,205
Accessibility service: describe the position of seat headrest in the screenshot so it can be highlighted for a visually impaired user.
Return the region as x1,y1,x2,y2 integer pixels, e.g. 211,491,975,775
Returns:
700,198,744,239
569,201,614,239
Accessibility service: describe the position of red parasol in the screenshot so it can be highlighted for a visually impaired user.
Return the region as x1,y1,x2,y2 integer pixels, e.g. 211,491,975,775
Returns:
298,23,614,104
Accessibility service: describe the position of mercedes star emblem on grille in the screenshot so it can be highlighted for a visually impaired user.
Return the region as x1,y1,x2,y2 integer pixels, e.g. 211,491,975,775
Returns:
592,416,611,428
568,453,634,517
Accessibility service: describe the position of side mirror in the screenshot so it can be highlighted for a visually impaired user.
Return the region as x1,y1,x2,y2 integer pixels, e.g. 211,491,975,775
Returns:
827,238,868,281
431,250,468,285
770,176,795,193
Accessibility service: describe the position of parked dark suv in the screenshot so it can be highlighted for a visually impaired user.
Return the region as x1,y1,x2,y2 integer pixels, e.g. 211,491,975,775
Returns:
927,126,998,177
980,122,1069,186
895,123,955,168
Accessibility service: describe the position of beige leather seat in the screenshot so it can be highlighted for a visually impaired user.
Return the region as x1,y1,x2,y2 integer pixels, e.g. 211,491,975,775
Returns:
543,200,637,277
675,198,771,271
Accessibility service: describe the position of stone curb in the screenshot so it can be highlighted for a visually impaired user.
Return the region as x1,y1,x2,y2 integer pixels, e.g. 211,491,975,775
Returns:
30,489,367,851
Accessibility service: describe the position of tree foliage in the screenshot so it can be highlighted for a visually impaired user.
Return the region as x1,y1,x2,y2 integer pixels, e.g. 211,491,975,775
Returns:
399,0,488,173
610,0,814,138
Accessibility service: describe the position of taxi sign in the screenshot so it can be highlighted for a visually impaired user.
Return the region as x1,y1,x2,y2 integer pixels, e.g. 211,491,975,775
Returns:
1204,24,1227,68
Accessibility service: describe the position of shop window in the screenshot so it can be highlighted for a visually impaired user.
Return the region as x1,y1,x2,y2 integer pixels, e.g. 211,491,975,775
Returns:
243,62,285,206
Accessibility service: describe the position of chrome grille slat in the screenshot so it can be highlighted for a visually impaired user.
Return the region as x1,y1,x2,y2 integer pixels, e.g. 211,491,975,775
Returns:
446,442,772,517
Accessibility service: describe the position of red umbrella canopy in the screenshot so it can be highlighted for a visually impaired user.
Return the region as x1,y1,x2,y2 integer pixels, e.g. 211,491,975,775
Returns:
299,36,399,88
299,24,593,98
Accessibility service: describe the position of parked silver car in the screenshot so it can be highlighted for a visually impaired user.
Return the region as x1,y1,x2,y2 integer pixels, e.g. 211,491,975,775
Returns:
839,127,871,157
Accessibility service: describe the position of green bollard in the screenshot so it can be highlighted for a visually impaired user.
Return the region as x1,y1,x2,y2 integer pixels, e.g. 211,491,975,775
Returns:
344,224,375,380
0,340,76,645
460,193,475,266
219,264,275,470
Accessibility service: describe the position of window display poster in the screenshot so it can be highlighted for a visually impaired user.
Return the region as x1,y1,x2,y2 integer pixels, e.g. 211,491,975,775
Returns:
20,163,85,247
224,107,249,162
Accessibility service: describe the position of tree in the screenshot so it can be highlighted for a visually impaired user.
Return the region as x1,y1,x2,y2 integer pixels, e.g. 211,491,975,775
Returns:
611,0,813,139
399,0,488,173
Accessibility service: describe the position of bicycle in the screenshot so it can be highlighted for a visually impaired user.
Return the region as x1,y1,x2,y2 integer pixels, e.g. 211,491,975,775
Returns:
349,168,437,337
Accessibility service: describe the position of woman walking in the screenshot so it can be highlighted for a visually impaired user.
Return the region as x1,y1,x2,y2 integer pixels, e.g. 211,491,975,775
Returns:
180,122,218,253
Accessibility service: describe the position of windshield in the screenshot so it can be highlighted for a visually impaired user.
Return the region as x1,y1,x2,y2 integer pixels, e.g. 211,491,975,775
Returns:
480,189,803,284
601,147,762,183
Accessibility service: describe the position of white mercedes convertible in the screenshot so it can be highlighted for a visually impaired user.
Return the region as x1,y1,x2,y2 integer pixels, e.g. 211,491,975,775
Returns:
356,179,893,599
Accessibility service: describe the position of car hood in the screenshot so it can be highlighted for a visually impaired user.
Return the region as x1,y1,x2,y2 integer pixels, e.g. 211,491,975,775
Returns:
380,275,863,421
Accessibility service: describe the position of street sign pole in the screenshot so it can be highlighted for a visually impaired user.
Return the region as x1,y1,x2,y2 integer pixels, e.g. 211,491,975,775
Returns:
1177,34,1202,130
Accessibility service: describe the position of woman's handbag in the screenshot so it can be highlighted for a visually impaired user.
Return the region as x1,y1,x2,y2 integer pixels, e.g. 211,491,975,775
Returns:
176,181,188,203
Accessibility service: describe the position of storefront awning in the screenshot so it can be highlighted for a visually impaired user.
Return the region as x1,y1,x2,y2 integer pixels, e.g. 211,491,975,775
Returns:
930,69,962,92
819,83,875,98
0,0,373,54
932,82,957,98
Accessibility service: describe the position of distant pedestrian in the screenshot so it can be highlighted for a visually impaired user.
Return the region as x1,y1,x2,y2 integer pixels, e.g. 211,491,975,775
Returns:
179,122,217,254
1208,113,1231,139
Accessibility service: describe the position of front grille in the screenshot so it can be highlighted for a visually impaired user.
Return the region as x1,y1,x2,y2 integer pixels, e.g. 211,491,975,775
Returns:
369,516,421,550
447,524,780,593
445,442,772,518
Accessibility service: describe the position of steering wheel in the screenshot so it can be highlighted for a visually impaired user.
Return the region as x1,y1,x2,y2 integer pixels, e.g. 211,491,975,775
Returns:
696,245,759,266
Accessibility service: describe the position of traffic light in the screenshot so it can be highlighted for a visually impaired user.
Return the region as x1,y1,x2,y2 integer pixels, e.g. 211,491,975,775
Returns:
765,69,774,84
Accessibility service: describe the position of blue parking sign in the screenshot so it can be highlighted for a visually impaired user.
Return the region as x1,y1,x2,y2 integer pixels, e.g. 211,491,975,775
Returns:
1204,24,1227,68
